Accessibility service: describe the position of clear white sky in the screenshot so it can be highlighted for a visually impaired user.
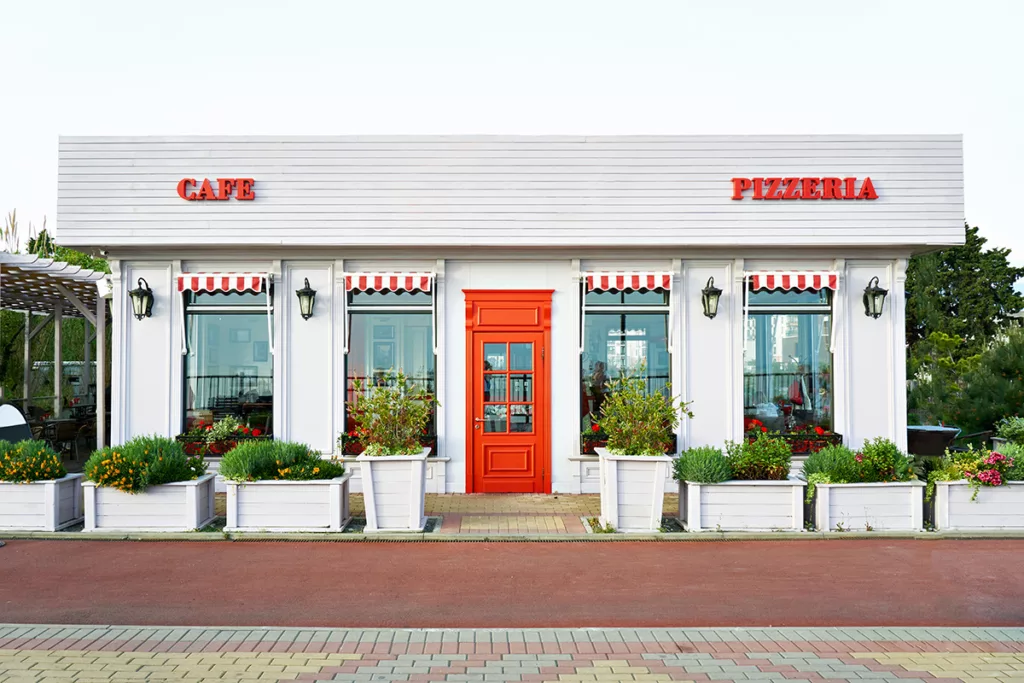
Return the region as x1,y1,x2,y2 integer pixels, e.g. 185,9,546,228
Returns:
2,0,1021,263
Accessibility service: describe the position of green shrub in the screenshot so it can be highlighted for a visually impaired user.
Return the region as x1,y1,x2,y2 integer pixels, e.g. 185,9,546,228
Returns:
348,370,436,456
999,442,1024,481
0,440,67,482
996,416,1024,445
219,440,344,481
855,437,914,482
726,432,791,480
85,435,205,493
802,445,858,482
674,446,730,483
597,365,692,456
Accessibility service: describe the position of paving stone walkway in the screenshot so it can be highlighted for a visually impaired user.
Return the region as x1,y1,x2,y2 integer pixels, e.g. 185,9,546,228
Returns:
1,626,1023,682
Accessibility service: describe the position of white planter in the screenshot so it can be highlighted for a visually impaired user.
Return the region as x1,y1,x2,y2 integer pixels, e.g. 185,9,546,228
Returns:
224,474,352,532
357,448,430,532
595,448,672,533
934,480,1024,530
680,479,805,532
0,473,84,531
82,474,216,532
813,481,924,531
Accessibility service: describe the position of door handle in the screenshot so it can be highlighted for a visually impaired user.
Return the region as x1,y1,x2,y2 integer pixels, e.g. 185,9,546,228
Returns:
474,417,486,422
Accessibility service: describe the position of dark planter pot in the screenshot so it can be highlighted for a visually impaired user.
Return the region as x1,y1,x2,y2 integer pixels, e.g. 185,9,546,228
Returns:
906,426,960,456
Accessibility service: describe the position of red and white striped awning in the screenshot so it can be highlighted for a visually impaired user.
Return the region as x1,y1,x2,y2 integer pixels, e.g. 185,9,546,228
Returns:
749,271,838,291
346,272,433,293
585,272,671,292
176,273,268,293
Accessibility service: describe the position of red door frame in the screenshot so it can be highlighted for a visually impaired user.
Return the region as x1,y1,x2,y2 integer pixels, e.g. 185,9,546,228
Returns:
464,290,553,493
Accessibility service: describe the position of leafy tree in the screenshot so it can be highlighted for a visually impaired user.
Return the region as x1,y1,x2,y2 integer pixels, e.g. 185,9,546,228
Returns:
950,328,1024,434
906,223,1024,360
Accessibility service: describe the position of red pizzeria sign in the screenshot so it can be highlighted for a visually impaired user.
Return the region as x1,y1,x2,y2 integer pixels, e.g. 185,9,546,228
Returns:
731,177,877,200
177,178,255,201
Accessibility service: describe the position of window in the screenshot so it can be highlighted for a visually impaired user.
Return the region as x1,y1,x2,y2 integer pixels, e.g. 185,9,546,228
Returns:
743,286,832,434
345,289,436,442
580,286,670,435
183,289,274,435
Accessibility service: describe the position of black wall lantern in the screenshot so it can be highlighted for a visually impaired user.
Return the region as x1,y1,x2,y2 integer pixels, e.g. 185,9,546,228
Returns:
295,277,317,320
128,277,154,320
862,276,889,319
701,276,723,319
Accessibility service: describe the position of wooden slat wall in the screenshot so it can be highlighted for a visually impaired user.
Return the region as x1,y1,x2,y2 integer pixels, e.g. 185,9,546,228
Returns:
56,135,964,248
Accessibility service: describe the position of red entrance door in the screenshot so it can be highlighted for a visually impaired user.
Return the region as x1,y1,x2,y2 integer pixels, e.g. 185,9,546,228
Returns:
465,291,551,493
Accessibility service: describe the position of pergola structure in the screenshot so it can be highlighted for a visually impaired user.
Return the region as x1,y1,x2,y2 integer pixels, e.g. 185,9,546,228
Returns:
0,252,111,448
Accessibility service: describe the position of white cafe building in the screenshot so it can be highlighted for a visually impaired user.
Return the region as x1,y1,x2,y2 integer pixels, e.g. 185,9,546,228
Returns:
56,135,965,493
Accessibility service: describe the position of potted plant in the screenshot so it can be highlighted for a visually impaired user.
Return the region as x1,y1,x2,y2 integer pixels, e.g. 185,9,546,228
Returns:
803,439,924,532
82,435,215,531
220,440,350,532
678,432,805,532
0,439,84,531
349,371,436,532
594,369,691,533
928,443,1024,530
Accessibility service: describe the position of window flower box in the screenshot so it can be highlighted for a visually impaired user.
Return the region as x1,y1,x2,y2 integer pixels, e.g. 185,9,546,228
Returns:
0,473,84,531
357,448,430,532
175,434,273,457
224,475,352,532
934,480,1024,530
679,479,806,532
745,431,843,455
813,481,925,531
83,474,216,532
596,448,672,533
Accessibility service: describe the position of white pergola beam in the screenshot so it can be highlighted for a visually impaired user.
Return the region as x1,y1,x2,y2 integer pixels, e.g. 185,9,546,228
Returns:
53,282,98,326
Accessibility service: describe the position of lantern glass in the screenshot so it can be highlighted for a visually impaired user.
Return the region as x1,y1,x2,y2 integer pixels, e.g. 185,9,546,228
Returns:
701,277,723,319
296,278,317,320
862,276,888,319
128,278,153,320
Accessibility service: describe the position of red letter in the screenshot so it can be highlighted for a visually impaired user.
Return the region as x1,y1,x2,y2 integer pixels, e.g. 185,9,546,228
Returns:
195,178,216,200
216,178,236,200
731,178,752,200
176,178,196,200
843,177,857,200
856,176,878,200
765,178,783,200
801,178,821,199
782,177,801,199
753,178,764,200
822,177,842,199
236,178,256,200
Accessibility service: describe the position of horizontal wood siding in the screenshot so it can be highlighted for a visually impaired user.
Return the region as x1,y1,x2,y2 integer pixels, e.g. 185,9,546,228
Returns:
231,481,341,530
0,482,48,529
57,136,964,248
686,481,805,531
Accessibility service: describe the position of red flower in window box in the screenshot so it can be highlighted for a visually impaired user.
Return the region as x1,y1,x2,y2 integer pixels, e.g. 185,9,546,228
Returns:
251,428,262,437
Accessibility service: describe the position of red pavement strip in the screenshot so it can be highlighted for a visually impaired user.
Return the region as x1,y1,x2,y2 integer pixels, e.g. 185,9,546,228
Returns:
1,538,1023,628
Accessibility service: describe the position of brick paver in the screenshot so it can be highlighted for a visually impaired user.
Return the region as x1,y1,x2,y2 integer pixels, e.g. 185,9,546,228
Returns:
1,626,1022,682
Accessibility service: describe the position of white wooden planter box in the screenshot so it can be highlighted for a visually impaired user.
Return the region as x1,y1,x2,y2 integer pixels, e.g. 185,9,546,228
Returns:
224,474,352,532
357,448,430,532
680,479,805,532
934,480,1024,530
0,473,84,531
595,448,672,533
83,474,216,532
813,481,925,532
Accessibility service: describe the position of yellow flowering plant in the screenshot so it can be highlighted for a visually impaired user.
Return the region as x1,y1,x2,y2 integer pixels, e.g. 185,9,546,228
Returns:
218,440,344,482
0,440,67,483
84,435,206,494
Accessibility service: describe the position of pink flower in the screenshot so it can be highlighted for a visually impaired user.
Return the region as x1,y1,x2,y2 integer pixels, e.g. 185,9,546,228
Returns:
855,454,863,462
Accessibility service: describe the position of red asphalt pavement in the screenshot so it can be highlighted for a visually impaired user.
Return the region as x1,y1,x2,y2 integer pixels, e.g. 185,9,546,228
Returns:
1,539,1022,628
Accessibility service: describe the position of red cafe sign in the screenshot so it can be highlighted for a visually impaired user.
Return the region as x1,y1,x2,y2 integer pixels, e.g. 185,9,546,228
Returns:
177,177,255,201
731,177,877,201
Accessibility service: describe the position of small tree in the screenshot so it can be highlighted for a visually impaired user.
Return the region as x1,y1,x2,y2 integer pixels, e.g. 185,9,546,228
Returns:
597,365,692,456
347,371,436,456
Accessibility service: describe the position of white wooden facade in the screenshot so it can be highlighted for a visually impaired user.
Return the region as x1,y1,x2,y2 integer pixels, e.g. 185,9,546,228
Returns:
56,135,965,494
